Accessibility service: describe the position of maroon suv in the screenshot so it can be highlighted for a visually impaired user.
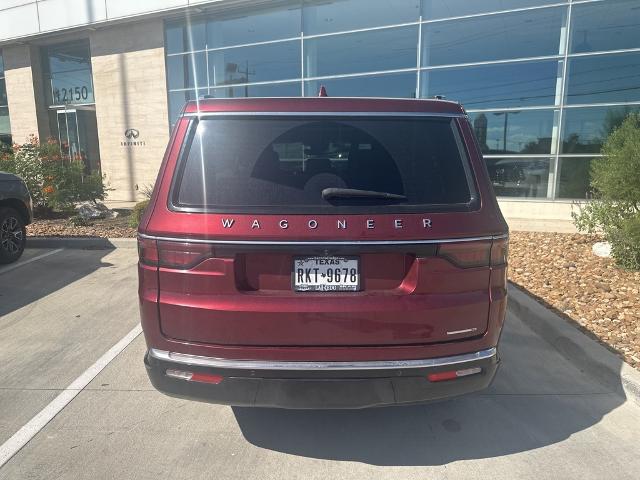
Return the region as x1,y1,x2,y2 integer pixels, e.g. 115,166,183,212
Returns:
139,97,508,409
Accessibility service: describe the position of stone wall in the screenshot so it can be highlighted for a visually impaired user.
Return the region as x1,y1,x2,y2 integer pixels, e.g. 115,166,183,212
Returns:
90,18,169,202
3,44,50,144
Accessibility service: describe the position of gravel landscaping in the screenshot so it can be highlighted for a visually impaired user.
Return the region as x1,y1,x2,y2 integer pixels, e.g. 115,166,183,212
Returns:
510,231,640,370
27,210,137,238
25,218,639,370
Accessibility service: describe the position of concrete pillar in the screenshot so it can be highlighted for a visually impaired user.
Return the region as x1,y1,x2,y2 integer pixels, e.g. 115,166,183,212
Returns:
3,44,51,144
90,18,170,202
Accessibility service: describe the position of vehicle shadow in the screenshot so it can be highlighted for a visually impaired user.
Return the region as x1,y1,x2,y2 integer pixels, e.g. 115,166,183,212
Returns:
233,309,626,466
0,247,114,320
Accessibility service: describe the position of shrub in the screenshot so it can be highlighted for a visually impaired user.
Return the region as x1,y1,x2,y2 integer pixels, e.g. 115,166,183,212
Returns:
572,113,640,269
0,136,109,213
129,199,150,228
140,183,155,200
69,215,91,227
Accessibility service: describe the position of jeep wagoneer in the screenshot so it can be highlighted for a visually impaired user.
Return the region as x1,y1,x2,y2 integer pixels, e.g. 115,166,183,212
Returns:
139,97,508,408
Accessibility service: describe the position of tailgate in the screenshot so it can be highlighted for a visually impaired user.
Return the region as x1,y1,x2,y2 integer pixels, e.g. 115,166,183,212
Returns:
156,241,493,347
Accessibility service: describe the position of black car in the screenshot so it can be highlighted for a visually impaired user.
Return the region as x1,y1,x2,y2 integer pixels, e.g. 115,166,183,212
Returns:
0,172,32,264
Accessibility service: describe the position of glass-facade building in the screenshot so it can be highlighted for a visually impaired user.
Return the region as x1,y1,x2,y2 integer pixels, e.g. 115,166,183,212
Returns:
165,0,640,200
0,0,638,208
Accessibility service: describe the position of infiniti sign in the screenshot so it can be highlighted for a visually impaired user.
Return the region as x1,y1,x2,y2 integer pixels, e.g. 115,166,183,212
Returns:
121,128,146,146
124,128,139,139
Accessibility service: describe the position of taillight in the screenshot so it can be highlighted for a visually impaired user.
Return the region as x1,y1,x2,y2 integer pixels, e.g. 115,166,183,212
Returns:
137,238,214,269
490,237,509,266
138,237,158,266
438,240,491,268
437,237,508,268
157,241,214,269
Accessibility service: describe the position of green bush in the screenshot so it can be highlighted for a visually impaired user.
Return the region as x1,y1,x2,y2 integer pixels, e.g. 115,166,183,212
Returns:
0,136,109,213
69,215,91,227
129,199,150,228
572,113,640,269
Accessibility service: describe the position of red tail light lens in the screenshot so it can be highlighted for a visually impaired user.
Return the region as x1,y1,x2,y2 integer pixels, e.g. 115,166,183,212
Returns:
138,238,159,266
156,241,214,269
138,238,215,269
438,240,492,268
437,238,509,268
490,237,509,266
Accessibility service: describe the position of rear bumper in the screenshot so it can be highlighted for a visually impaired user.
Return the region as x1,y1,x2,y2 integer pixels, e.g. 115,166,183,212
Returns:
144,347,499,409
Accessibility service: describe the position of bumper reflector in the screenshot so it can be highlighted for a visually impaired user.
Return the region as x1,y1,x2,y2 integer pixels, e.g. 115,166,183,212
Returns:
166,369,223,384
427,367,482,382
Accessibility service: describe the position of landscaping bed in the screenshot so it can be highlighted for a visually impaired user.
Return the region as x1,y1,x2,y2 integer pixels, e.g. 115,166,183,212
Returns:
27,209,137,238
510,231,640,370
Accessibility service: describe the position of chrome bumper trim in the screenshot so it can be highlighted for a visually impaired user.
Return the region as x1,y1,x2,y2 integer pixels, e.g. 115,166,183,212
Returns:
148,347,497,371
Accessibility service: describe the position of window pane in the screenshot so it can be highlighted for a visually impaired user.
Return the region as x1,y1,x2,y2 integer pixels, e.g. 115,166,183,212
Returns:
47,42,91,73
168,90,200,129
49,71,94,105
422,0,566,20
0,106,10,135
305,26,418,77
209,41,300,86
485,157,550,198
0,78,7,106
175,117,474,210
304,0,419,35
562,106,640,154
0,53,4,75
210,82,301,98
469,109,555,155
305,72,417,98
570,0,640,54
165,20,206,54
557,157,594,199
166,52,207,90
566,52,640,105
0,135,10,149
207,6,301,48
45,41,95,105
421,60,559,108
422,7,565,66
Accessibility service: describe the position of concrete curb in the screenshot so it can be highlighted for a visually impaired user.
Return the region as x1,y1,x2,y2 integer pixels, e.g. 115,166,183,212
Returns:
27,237,137,249
508,282,640,405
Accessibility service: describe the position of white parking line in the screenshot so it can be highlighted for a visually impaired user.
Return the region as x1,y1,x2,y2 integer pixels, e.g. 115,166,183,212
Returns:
0,248,64,276
0,323,143,468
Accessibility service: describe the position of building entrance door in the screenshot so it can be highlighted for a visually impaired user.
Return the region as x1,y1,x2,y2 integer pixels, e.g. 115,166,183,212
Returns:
55,106,101,173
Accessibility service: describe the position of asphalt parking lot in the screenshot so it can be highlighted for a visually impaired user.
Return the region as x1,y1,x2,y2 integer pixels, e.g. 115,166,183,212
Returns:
1,246,639,480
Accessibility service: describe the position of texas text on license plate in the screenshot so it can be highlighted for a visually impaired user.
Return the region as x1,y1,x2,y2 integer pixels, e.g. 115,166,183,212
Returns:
293,256,360,292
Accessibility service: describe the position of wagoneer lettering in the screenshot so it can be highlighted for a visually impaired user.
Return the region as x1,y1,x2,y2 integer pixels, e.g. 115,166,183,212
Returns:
139,97,508,409
211,217,436,231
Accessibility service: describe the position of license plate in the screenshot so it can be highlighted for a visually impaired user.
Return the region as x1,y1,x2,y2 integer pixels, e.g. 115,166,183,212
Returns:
293,256,360,292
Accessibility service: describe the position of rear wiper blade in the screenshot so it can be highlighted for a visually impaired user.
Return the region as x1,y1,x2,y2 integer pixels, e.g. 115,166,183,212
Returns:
321,188,407,201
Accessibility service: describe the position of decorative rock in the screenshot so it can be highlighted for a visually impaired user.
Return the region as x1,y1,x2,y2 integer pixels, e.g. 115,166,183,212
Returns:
76,202,106,220
592,241,612,258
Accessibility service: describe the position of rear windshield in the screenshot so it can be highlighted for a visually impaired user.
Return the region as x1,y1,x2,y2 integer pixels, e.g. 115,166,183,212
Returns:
172,116,476,213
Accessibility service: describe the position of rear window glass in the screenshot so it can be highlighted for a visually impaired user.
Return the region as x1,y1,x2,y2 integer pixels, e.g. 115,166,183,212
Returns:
172,116,476,212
